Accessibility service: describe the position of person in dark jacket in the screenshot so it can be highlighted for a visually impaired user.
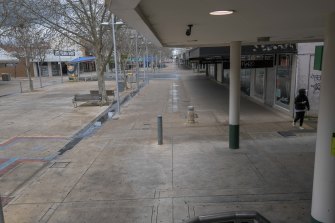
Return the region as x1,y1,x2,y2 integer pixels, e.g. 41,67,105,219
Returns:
293,89,310,129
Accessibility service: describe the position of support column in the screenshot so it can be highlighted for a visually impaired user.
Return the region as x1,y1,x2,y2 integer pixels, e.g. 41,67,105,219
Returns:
47,62,53,77
33,63,38,77
311,12,335,223
229,41,241,149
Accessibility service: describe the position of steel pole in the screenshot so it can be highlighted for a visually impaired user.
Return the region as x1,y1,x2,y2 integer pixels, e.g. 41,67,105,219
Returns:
135,34,139,90
112,14,120,114
157,115,163,145
58,51,63,83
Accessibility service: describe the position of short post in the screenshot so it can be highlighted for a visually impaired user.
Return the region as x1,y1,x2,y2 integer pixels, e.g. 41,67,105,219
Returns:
19,82,22,93
0,196,4,223
157,115,163,145
187,106,195,123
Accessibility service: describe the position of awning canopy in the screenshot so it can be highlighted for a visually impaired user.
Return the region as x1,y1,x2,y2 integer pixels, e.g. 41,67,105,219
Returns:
70,56,96,63
0,49,19,64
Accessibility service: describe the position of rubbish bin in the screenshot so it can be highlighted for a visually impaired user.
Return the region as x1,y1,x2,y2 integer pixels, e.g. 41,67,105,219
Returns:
118,82,125,92
1,73,11,81
184,211,271,223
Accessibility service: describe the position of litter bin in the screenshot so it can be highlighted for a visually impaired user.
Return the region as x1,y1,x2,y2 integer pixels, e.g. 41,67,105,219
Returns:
184,211,271,223
1,73,11,81
118,81,125,92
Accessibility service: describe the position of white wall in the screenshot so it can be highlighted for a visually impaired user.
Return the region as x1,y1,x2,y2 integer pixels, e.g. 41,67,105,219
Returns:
216,63,222,83
296,43,323,116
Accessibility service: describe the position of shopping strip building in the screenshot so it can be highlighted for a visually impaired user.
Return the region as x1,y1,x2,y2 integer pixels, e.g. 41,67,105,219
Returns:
107,0,334,222
180,42,322,117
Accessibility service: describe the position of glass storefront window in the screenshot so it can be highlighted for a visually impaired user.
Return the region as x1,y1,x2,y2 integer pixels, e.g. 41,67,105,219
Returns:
223,69,229,84
241,69,251,96
209,64,215,78
275,54,292,108
254,68,265,99
52,63,60,76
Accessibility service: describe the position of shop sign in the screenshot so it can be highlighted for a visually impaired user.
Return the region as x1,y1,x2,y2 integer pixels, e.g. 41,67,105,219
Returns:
221,60,274,69
54,50,76,57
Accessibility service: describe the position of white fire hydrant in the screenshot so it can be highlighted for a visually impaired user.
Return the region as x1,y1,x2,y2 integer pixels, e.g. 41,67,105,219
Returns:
187,106,197,123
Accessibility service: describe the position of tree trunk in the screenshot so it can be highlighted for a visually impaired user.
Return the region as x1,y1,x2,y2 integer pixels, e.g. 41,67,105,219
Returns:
96,55,108,103
38,62,42,88
25,56,33,91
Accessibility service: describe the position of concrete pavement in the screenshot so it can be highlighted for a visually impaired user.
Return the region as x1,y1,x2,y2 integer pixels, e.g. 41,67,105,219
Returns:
0,76,131,202
1,65,316,222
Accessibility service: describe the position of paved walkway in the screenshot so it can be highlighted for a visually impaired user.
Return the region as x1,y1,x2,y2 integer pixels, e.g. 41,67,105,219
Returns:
1,65,316,222
0,76,131,201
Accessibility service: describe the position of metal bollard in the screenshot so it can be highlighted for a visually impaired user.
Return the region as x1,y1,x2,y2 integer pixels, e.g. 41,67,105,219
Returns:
0,196,4,223
19,81,22,93
187,106,195,123
157,115,163,145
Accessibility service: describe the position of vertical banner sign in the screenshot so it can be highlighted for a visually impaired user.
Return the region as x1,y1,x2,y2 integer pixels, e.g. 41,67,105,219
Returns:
332,133,335,156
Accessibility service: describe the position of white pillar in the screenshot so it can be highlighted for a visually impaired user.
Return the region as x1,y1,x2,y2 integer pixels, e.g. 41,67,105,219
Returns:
48,62,52,77
311,12,335,223
229,41,241,149
33,63,38,77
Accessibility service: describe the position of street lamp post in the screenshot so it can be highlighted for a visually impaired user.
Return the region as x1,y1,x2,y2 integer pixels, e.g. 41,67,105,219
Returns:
101,14,123,114
58,50,63,83
135,33,139,90
111,14,120,114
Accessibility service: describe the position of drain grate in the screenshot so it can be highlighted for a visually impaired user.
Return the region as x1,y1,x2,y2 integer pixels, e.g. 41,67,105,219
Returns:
58,137,82,155
278,131,296,137
142,123,151,130
0,196,13,207
50,162,70,168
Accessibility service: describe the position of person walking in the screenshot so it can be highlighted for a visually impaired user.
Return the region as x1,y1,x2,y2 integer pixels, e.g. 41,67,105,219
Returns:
293,88,310,129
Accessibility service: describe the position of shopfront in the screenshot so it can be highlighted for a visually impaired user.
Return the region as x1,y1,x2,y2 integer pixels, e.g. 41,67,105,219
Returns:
275,54,293,109
189,44,297,112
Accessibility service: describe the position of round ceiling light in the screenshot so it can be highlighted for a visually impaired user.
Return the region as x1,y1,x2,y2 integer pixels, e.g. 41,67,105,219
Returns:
209,10,234,16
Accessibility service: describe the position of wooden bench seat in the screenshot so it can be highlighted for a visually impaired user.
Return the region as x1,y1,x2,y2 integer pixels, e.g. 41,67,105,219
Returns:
72,94,102,108
90,90,114,96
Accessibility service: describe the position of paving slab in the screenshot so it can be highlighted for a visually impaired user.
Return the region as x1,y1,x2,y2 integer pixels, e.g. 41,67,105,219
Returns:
2,65,317,223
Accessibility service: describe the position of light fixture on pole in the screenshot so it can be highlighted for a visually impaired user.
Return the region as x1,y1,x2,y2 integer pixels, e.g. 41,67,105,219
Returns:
101,15,123,114
130,33,141,90
135,33,139,90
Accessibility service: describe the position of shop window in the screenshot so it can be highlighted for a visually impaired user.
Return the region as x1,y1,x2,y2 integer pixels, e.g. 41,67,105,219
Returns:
254,68,265,99
278,54,290,67
223,69,230,84
241,69,251,96
275,54,292,108
52,63,60,76
209,64,215,78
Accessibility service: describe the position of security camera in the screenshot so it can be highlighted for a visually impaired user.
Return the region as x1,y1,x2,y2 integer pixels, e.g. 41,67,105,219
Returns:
186,24,193,36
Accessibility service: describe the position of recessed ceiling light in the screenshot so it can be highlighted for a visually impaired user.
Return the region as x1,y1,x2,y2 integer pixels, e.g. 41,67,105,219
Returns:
209,10,234,16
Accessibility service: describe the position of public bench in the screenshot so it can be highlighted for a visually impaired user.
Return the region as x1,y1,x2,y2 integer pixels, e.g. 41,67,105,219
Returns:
90,90,114,96
72,94,102,108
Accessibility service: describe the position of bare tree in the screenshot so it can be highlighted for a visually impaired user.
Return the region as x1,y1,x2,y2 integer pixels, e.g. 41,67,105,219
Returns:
5,21,44,91
0,1,7,31
17,0,115,103
116,26,136,89
32,29,53,88
0,0,9,37
0,1,19,39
